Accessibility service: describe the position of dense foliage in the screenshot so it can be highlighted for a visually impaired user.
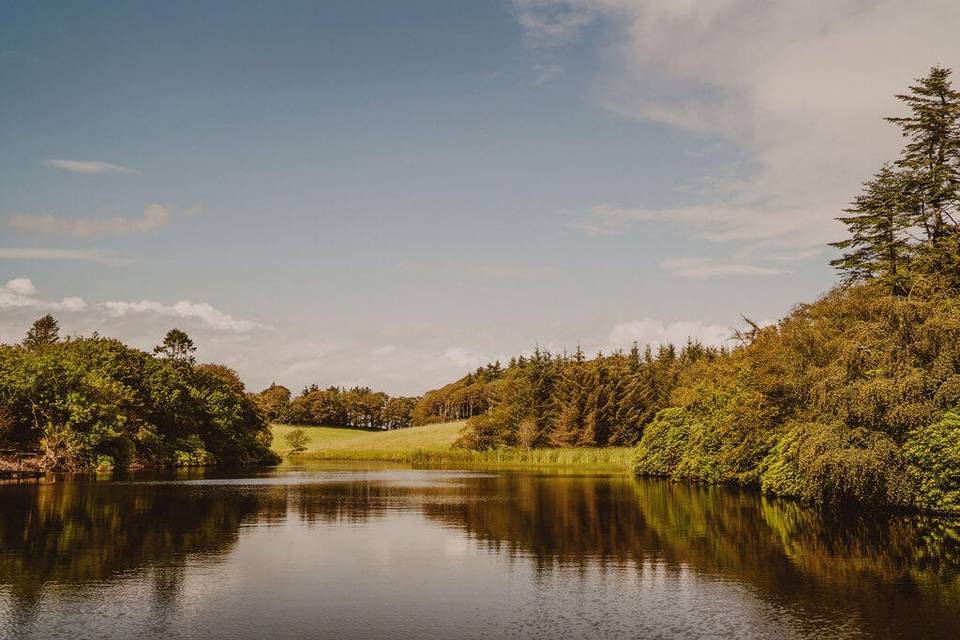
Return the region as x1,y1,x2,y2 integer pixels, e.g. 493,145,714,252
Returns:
254,383,418,430
446,67,960,515
448,343,721,449
0,323,278,471
633,67,960,513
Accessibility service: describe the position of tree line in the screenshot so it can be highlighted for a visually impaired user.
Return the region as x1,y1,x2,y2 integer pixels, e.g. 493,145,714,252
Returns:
254,383,418,430
415,343,720,448
0,316,278,471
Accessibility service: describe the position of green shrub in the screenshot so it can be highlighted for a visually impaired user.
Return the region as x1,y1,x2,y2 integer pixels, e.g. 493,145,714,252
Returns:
174,435,216,467
760,423,912,509
632,408,690,477
903,412,960,514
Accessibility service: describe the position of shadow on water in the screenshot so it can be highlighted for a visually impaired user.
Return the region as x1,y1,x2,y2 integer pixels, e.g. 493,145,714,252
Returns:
0,468,958,637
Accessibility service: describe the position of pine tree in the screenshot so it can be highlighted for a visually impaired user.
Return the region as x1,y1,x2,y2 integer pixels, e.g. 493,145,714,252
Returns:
550,346,587,446
610,344,645,445
830,165,912,293
23,314,60,350
887,66,960,276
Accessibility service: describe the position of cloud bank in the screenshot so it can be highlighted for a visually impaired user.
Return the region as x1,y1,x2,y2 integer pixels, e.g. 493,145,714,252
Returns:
102,300,264,333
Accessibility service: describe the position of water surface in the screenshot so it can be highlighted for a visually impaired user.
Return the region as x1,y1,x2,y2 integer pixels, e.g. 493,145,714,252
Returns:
0,464,958,639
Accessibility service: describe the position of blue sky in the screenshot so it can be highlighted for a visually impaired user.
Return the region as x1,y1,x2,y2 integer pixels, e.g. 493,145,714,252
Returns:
2,1,958,394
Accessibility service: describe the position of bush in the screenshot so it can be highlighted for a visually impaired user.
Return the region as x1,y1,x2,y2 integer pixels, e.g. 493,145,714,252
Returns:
632,408,690,477
903,412,960,514
174,435,216,467
759,423,912,509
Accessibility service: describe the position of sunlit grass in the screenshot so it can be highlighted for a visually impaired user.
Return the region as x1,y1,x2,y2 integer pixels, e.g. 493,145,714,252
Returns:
270,422,632,471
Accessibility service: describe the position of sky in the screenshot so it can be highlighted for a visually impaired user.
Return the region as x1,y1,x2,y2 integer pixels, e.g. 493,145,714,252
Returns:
2,1,959,395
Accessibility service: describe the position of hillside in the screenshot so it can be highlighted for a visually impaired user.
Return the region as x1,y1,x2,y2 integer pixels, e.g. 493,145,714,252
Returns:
271,422,465,456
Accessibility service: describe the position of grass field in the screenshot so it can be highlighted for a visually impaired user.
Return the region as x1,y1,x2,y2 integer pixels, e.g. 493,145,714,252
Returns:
270,422,632,472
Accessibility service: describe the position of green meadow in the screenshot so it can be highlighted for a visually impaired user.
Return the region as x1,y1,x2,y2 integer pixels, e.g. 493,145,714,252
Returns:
271,422,632,471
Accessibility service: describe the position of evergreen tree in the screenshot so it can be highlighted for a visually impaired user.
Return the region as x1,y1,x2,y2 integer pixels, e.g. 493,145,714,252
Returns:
550,346,587,446
23,314,60,350
830,165,912,292
889,66,960,278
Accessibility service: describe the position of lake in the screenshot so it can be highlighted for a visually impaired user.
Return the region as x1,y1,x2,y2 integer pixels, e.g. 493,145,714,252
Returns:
0,463,958,639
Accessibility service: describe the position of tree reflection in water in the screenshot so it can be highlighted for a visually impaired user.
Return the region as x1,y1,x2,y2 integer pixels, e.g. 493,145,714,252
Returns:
0,469,958,638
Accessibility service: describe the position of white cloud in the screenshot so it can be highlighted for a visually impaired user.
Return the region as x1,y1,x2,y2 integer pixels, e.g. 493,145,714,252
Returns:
0,277,88,312
4,278,35,296
0,247,128,264
101,299,263,332
606,318,732,351
517,1,960,254
8,205,170,237
660,257,786,279
0,279,258,334
45,159,139,174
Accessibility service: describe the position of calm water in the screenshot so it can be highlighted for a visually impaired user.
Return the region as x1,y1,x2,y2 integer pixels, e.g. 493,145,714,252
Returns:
0,464,958,639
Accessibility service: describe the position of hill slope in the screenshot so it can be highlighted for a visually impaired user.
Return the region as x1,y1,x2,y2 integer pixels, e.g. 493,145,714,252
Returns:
271,422,464,456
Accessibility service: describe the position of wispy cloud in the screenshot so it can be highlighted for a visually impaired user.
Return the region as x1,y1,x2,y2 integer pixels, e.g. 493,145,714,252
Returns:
660,257,786,279
45,159,140,175
511,0,599,47
0,247,128,264
8,204,170,237
531,62,565,85
101,300,264,332
517,1,960,252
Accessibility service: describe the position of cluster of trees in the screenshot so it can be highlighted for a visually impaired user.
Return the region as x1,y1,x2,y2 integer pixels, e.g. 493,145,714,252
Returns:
0,316,278,471
830,66,960,291
411,362,503,425
445,343,721,449
254,383,418,430
449,68,960,515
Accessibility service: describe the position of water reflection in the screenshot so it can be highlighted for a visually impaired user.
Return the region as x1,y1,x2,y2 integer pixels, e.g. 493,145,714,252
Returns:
0,468,958,638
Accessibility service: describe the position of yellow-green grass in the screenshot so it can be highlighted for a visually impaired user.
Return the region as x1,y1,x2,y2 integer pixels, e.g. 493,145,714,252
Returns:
271,422,632,472
272,421,463,454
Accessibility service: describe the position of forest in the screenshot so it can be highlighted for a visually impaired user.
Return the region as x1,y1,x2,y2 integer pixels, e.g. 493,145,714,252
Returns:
434,67,960,515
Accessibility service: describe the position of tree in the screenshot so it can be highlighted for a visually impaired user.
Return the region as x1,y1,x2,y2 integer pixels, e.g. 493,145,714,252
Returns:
153,329,196,364
255,384,291,423
284,428,310,455
23,315,59,350
830,165,913,293
886,66,960,247
831,67,960,291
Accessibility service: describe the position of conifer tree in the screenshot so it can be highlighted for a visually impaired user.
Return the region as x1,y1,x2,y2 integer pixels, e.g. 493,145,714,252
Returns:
830,165,912,293
550,346,587,446
886,66,960,247
23,314,60,350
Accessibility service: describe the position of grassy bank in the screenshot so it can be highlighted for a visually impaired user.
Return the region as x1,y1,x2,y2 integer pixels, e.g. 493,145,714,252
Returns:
270,422,632,472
